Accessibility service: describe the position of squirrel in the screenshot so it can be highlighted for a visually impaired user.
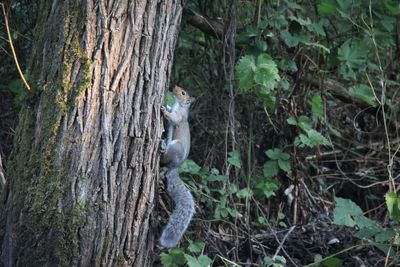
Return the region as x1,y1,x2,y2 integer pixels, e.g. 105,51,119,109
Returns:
159,86,196,248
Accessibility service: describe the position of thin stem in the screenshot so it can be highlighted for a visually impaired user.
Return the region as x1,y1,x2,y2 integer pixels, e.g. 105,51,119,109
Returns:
1,3,31,91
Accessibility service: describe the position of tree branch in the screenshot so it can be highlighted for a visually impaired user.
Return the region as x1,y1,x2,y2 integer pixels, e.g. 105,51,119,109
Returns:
302,73,375,109
183,8,225,39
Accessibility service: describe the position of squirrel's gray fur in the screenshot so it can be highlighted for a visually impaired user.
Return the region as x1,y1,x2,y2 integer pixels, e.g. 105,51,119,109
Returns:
159,168,195,248
160,86,195,247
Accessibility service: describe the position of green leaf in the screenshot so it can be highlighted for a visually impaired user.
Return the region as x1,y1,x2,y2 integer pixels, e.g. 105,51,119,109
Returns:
287,117,297,125
385,191,400,221
375,229,396,243
227,208,240,218
236,26,259,43
263,256,274,265
289,16,311,26
339,64,356,80
348,84,378,107
236,188,253,198
259,92,276,108
380,14,396,31
278,159,291,172
279,59,298,73
310,94,323,121
197,255,213,267
228,150,241,168
188,240,205,253
161,248,186,267
304,42,330,53
256,181,279,198
321,257,343,267
227,184,238,194
205,173,227,182
256,38,267,51
354,226,381,239
279,79,290,90
336,0,352,12
166,91,174,107
318,2,337,15
329,126,342,137
254,54,280,90
306,129,331,147
355,215,380,229
185,254,211,267
297,116,312,131
383,0,400,15
258,216,266,225
333,197,363,227
236,55,256,91
265,148,283,160
338,40,365,68
284,1,304,10
281,30,299,47
180,160,201,174
263,160,279,178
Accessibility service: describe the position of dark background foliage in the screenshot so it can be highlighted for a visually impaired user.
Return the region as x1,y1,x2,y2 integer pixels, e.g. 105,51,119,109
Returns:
1,0,399,266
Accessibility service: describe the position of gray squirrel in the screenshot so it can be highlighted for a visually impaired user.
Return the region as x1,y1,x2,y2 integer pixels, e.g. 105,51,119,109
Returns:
160,86,195,248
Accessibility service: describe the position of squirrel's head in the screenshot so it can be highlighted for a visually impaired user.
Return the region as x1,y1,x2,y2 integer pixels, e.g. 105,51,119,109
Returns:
173,86,195,107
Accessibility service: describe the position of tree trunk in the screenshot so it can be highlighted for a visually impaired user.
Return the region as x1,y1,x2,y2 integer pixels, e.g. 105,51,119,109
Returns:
0,0,182,266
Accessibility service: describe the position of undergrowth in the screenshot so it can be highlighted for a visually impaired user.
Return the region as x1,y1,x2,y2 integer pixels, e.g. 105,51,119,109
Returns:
161,0,400,266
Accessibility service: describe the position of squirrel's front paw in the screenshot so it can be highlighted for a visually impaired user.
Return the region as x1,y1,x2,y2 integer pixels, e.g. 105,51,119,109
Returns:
161,106,166,113
160,140,166,153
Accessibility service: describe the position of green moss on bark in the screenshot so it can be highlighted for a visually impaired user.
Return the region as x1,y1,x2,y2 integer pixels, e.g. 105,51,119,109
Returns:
1,2,91,266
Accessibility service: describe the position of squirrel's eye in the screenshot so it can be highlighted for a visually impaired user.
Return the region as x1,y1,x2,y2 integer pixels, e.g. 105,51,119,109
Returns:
181,91,186,96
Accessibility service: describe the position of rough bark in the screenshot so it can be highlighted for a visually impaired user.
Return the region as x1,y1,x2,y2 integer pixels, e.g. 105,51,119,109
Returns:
0,0,182,266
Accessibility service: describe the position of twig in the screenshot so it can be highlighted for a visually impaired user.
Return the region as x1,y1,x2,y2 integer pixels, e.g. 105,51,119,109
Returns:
272,226,296,261
0,153,5,187
1,3,31,91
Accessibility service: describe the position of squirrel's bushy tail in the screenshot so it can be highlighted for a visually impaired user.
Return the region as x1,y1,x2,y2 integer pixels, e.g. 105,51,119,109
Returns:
160,168,195,248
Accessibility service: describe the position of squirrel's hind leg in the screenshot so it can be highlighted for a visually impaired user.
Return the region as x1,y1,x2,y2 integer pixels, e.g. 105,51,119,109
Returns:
161,140,185,168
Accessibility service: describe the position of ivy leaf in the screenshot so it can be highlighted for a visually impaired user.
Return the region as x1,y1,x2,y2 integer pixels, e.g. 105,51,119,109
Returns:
236,55,256,91
263,160,279,178
333,197,363,227
348,84,378,107
228,150,241,168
